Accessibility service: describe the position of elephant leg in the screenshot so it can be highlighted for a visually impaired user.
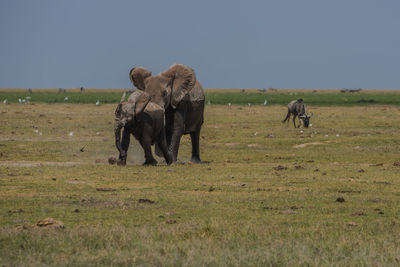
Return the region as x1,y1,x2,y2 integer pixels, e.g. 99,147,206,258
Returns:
141,136,157,166
154,143,164,157
118,129,130,165
190,126,201,164
158,130,172,165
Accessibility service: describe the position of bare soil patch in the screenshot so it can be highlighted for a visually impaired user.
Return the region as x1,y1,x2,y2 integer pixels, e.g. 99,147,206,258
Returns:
293,142,324,148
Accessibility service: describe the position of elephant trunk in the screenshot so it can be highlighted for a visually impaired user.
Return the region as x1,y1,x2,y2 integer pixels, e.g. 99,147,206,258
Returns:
114,122,123,154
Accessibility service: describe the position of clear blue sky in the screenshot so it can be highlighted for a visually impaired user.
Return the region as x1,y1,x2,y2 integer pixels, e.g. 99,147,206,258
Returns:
1,0,399,89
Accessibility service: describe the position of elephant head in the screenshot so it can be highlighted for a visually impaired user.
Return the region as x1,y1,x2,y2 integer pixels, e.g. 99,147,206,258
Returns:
114,90,151,155
129,64,196,109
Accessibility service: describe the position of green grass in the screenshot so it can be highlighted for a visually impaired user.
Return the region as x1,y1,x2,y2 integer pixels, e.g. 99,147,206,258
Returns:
1,88,400,105
1,94,400,265
0,90,123,104
206,90,400,106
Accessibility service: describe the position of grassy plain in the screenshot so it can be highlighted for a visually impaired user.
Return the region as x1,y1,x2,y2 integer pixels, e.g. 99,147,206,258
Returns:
1,90,400,266
2,88,400,106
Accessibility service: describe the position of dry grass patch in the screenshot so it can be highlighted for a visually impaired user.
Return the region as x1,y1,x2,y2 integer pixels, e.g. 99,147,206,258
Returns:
1,102,400,265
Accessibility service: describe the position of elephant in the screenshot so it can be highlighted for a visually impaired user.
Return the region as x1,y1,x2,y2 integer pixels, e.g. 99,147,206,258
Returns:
114,90,172,166
129,64,205,163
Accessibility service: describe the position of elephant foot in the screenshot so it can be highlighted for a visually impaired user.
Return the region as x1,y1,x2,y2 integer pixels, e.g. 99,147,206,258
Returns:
143,159,158,166
117,159,126,166
189,157,201,164
165,156,173,165
169,154,178,164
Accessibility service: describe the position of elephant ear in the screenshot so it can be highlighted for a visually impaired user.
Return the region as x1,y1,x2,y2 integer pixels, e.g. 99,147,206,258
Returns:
128,90,151,114
129,67,152,90
160,64,196,109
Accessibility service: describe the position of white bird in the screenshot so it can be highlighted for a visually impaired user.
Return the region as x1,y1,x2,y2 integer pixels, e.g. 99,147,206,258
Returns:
207,100,211,105
18,98,22,103
264,99,267,105
248,103,251,107
26,96,31,100
96,99,100,106
64,97,68,101
3,99,7,104
68,132,73,136
22,99,26,103
228,102,231,108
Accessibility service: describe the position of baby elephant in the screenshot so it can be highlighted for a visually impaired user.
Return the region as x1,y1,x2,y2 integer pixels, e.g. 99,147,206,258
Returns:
114,91,172,166
282,99,313,128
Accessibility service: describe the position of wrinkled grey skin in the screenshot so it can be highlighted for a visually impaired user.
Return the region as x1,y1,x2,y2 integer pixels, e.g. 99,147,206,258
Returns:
129,64,205,163
282,99,313,128
114,91,172,166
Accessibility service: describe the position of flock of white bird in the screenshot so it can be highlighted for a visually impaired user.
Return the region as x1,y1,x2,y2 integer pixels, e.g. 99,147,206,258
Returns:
1,95,100,138
1,96,101,105
207,99,268,106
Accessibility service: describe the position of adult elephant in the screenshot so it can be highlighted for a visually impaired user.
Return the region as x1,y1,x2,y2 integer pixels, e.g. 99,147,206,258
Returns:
129,64,205,163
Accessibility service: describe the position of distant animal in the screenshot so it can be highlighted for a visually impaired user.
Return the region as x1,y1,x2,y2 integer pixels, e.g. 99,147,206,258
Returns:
28,88,32,93
80,87,85,92
341,88,362,93
282,99,313,128
114,91,172,166
59,88,66,93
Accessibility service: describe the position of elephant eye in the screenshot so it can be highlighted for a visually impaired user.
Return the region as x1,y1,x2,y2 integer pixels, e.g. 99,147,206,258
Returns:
162,91,167,97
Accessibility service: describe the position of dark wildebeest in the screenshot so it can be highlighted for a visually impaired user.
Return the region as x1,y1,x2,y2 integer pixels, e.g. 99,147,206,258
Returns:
282,99,313,128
